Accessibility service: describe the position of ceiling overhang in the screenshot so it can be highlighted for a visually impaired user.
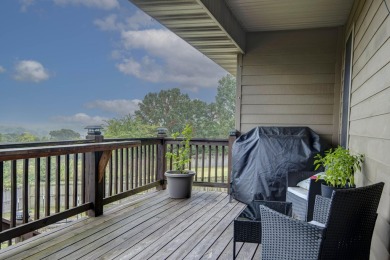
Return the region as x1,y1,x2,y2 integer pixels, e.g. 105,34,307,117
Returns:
128,0,245,75
128,0,355,76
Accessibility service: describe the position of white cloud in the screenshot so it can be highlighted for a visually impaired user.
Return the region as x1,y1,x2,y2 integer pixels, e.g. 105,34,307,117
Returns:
93,9,226,90
125,10,154,30
94,14,120,31
20,0,35,12
94,11,154,32
53,0,119,10
0,66,5,74
14,60,50,83
85,99,141,116
117,29,226,89
53,113,107,125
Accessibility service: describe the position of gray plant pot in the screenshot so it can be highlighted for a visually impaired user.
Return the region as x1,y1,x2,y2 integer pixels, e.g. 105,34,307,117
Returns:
165,170,196,198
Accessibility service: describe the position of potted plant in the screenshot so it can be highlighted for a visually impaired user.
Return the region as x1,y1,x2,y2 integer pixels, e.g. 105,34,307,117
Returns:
314,146,364,198
165,124,196,198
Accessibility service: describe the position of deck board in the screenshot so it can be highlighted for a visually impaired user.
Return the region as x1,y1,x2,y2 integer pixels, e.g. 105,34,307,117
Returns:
0,190,264,260
106,192,226,259
3,191,170,260
83,192,220,259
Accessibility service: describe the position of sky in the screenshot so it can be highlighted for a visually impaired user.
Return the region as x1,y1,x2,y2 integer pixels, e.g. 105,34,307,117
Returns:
0,0,227,135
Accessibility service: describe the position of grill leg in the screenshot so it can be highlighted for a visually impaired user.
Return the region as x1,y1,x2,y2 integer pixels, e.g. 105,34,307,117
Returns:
233,240,236,259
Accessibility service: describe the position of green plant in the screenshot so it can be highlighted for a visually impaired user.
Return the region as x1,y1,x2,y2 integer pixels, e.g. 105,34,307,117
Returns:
166,124,193,173
314,146,364,187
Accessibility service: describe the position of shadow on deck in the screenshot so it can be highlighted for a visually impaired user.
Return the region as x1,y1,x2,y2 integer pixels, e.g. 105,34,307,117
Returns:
0,190,261,259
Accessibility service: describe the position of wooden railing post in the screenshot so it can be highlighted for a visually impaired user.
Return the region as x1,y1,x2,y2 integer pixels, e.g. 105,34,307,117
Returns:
157,128,168,190
85,126,106,217
85,150,110,217
228,129,240,195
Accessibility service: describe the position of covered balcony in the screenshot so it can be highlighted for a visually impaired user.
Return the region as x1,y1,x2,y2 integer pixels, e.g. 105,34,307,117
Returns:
1,0,389,259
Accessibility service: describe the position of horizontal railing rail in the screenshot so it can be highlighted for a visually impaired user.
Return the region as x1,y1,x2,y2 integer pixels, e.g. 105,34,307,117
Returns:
0,140,94,149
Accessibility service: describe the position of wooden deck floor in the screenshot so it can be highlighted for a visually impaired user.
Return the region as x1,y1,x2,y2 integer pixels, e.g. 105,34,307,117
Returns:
0,190,262,260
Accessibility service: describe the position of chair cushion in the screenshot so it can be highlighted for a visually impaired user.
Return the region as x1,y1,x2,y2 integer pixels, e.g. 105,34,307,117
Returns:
287,187,308,200
296,172,323,190
308,220,326,228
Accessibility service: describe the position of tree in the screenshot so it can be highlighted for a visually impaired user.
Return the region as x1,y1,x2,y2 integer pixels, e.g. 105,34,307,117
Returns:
214,74,236,137
104,115,158,138
17,132,39,142
135,88,212,135
49,129,80,141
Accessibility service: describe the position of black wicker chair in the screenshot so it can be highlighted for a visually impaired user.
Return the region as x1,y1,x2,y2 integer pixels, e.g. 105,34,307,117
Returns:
260,182,384,260
233,201,292,259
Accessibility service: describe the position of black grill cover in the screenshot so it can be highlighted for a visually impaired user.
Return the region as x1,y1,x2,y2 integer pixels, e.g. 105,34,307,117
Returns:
231,127,327,204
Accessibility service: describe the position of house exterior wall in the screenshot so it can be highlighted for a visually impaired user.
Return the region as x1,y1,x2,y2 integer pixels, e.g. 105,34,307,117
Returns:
236,28,341,145
345,0,390,259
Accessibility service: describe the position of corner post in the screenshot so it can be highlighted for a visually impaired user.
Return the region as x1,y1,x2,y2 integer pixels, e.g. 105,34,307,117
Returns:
85,151,105,217
228,129,240,195
84,125,105,217
156,128,168,190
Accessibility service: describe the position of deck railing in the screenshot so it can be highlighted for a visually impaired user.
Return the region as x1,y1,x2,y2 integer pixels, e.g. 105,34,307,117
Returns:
0,132,238,247
165,138,230,188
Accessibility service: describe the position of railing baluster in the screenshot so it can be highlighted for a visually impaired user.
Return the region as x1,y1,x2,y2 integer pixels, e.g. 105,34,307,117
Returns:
23,159,29,223
215,146,218,183
65,154,70,210
138,145,143,186
176,144,179,170
148,145,151,184
125,148,129,191
130,147,134,189
208,145,212,183
103,163,106,198
55,156,60,213
135,147,139,188
154,144,157,182
109,153,113,196
189,145,192,171
35,158,40,220
73,154,78,207
10,160,17,246
143,146,146,185
195,145,199,182
120,149,124,193
201,145,205,182
169,144,173,170
222,146,225,183
115,149,118,194
81,153,85,204
151,145,155,182
45,157,51,217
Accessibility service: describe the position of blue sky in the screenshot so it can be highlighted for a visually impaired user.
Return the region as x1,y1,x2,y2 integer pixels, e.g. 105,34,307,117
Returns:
0,0,227,134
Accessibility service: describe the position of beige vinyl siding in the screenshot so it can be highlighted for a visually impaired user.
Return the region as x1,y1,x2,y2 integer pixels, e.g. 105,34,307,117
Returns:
345,0,390,259
238,28,340,145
